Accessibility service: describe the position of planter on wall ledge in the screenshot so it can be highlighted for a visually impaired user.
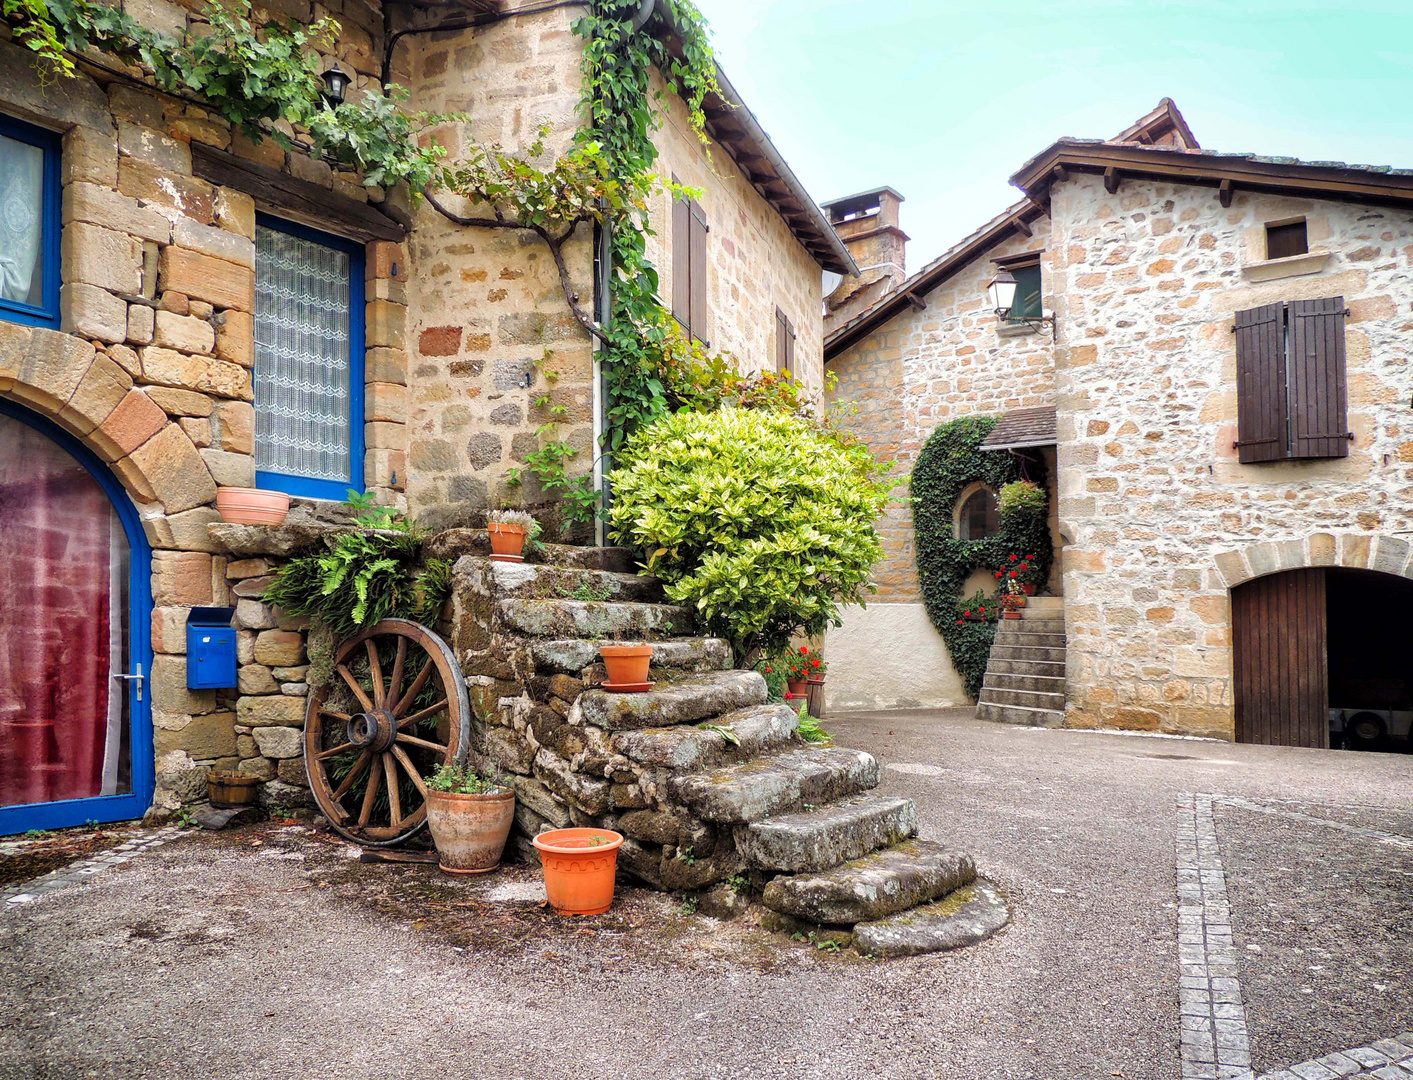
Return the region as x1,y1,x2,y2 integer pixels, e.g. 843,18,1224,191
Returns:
487,522,528,562
215,487,290,526
425,787,516,876
533,827,625,916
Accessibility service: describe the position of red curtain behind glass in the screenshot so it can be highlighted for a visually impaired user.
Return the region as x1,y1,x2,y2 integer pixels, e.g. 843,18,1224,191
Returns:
0,416,114,808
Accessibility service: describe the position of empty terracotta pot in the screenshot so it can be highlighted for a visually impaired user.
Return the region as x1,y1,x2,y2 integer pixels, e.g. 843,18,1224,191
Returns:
425,787,516,875
487,522,528,561
533,827,624,916
600,644,653,685
216,487,290,526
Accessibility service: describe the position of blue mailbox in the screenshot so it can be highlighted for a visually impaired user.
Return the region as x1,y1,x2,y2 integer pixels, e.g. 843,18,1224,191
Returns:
187,606,237,689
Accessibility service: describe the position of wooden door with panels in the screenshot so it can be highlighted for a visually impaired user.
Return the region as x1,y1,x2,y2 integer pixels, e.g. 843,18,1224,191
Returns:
1231,568,1329,748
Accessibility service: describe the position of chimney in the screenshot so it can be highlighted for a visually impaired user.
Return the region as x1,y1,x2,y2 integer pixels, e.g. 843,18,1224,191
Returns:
820,187,908,327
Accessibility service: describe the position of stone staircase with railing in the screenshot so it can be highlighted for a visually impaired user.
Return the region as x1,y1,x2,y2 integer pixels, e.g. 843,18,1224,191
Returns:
434,530,1010,957
975,596,1067,728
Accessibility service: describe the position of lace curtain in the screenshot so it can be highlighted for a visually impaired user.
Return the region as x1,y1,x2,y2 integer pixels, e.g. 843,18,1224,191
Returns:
0,134,44,306
254,226,353,482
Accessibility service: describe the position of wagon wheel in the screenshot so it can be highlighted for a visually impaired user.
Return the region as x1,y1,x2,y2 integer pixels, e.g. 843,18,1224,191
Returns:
304,619,471,847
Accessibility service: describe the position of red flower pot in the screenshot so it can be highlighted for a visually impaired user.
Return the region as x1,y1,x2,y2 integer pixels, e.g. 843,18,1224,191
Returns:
786,678,808,698
1021,583,1036,596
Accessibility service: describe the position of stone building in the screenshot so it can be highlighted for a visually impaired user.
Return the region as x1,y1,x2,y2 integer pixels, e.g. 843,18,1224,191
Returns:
0,0,850,831
824,99,1413,747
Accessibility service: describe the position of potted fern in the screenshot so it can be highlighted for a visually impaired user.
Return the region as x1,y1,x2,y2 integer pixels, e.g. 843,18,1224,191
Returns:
486,509,539,562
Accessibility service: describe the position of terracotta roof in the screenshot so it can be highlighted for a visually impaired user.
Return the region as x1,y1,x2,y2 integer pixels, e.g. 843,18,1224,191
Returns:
977,407,1058,450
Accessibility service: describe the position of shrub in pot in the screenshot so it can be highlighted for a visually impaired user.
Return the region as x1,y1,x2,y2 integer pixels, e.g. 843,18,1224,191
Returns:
486,509,540,562
424,763,515,876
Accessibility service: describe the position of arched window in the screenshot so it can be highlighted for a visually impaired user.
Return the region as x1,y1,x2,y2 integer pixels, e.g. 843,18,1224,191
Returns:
957,487,999,540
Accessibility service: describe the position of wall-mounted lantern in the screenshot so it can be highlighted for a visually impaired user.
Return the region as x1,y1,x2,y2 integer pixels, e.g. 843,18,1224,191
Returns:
321,64,351,108
986,266,1056,340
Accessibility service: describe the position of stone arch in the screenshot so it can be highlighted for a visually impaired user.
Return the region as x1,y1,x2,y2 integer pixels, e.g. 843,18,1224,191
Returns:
1213,532,1413,590
0,323,217,539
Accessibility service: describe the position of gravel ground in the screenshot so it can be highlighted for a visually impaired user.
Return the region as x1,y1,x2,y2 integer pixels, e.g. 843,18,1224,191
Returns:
3,709,1411,1080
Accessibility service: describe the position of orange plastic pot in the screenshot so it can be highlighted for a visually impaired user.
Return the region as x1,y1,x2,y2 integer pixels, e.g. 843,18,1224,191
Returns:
216,486,290,526
532,827,624,916
600,644,653,685
487,522,527,561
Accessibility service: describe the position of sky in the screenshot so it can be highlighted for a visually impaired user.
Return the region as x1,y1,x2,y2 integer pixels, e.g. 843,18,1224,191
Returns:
691,0,1413,270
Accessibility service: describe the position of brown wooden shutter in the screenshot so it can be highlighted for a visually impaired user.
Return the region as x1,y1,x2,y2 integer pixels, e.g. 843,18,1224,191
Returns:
671,176,690,332
688,198,708,346
1289,296,1349,459
785,314,795,373
775,308,789,373
1233,302,1287,463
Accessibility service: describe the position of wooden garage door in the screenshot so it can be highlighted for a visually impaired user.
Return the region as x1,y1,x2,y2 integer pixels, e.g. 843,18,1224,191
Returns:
1233,569,1328,748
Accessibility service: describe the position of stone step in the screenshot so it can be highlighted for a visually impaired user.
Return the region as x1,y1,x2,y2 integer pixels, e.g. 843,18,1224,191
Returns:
1023,596,1064,613
482,560,665,603
981,671,1066,695
531,637,733,676
977,686,1065,710
496,597,693,639
760,839,975,923
984,657,1066,678
574,670,767,731
611,703,800,770
988,644,1067,664
852,878,1011,958
668,746,880,825
426,530,638,572
993,630,1067,647
975,701,1065,728
736,795,917,873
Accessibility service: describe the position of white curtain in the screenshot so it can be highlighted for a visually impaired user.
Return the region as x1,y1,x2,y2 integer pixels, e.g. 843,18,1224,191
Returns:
254,226,353,482
0,134,44,306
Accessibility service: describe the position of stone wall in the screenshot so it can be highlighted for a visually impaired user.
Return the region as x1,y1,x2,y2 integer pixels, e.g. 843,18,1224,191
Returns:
1049,173,1413,737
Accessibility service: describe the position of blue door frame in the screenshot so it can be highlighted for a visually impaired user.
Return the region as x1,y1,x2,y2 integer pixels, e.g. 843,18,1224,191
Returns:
0,398,155,834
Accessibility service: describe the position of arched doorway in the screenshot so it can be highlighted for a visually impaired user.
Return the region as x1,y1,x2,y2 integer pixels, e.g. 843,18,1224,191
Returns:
1232,567,1413,751
0,398,153,833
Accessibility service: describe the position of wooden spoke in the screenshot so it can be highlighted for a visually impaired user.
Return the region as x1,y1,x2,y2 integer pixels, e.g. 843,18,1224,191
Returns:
397,698,448,730
357,759,382,828
330,750,372,802
394,660,435,718
386,636,408,713
321,709,352,723
317,741,356,761
383,753,402,828
395,732,449,754
337,664,375,712
365,639,385,707
391,745,430,798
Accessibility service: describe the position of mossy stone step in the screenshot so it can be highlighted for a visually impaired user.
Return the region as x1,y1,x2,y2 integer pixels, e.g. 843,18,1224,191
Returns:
496,597,693,639
760,838,975,923
737,794,917,873
425,530,638,572
852,878,1011,957
481,560,666,603
573,670,767,731
611,703,799,769
667,746,880,825
530,637,733,676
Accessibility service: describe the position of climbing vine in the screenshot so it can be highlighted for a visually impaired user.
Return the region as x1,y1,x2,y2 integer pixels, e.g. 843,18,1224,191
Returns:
912,417,1054,698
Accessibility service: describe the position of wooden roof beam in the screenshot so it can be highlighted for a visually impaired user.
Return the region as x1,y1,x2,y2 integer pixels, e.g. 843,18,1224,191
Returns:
1218,178,1234,208
1011,216,1033,238
1104,167,1122,194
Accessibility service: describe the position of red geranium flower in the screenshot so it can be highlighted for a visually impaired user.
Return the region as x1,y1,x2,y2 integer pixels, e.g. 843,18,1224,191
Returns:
1010,571,1018,578
964,610,972,617
994,570,1003,579
811,658,820,668
764,666,772,673
979,607,986,613
1009,554,1017,561
956,619,963,625
799,646,809,655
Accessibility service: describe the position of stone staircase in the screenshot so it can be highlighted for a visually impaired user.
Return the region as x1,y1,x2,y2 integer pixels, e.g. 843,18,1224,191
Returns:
439,532,1009,957
975,596,1067,728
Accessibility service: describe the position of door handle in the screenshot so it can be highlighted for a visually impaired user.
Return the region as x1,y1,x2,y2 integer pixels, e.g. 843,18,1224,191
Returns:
112,663,144,701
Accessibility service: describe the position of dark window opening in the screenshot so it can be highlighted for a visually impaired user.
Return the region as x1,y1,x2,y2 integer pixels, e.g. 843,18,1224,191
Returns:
958,488,1000,540
1008,263,1042,322
1327,568,1413,753
1266,220,1308,260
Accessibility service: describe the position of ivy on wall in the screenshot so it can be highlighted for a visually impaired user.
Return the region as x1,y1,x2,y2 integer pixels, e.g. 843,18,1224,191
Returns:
911,416,1054,698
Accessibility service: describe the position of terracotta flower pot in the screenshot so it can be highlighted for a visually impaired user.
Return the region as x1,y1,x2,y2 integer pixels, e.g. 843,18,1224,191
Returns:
1002,611,1022,620
425,787,516,875
1021,583,1036,596
207,769,261,808
533,827,624,916
487,522,528,562
786,678,808,697
216,486,290,526
600,644,653,686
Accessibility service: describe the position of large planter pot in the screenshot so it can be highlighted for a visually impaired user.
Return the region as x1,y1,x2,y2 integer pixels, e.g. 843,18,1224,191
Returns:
806,676,826,720
487,522,528,562
216,486,290,526
207,769,261,808
533,827,624,916
425,787,516,875
600,644,653,688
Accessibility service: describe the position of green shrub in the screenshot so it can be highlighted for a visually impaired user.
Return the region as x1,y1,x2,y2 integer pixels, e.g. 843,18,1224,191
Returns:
998,479,1046,517
607,408,893,661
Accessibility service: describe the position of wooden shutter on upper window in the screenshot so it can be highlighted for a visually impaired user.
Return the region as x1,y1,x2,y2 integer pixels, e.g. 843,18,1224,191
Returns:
671,177,690,332
1289,296,1350,459
775,308,789,373
688,198,708,346
1233,302,1288,463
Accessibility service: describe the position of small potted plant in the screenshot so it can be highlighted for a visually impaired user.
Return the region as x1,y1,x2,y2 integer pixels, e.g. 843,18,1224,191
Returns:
600,636,654,690
533,827,625,916
486,509,539,562
1000,579,1026,619
215,487,290,526
424,762,515,876
784,645,820,698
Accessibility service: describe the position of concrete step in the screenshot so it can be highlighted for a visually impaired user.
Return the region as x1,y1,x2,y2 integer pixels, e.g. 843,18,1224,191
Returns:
611,703,799,770
481,560,665,603
531,637,732,676
1023,596,1064,614
977,686,1065,710
993,630,1067,648
852,878,1011,957
761,839,975,923
574,670,767,731
988,644,1067,664
985,657,1066,678
667,746,880,825
981,672,1065,695
496,597,693,639
736,795,917,873
975,701,1065,728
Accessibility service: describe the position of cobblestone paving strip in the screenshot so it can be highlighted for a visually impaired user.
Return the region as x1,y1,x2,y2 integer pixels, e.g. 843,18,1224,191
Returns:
1255,1032,1413,1079
1,827,181,907
1214,797,1413,851
1177,793,1255,1080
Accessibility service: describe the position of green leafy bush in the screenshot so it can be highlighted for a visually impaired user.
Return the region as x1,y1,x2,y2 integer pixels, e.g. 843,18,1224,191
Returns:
607,409,893,661
998,479,1046,517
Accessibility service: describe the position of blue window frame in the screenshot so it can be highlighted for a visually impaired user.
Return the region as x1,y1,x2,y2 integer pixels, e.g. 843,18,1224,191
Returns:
0,397,154,835
253,214,365,501
0,113,62,329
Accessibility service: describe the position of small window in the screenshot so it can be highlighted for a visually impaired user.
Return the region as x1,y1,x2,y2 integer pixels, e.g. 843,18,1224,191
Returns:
1266,220,1308,260
254,216,365,500
0,114,61,329
671,174,709,346
775,307,796,376
958,488,1000,540
1008,263,1042,322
